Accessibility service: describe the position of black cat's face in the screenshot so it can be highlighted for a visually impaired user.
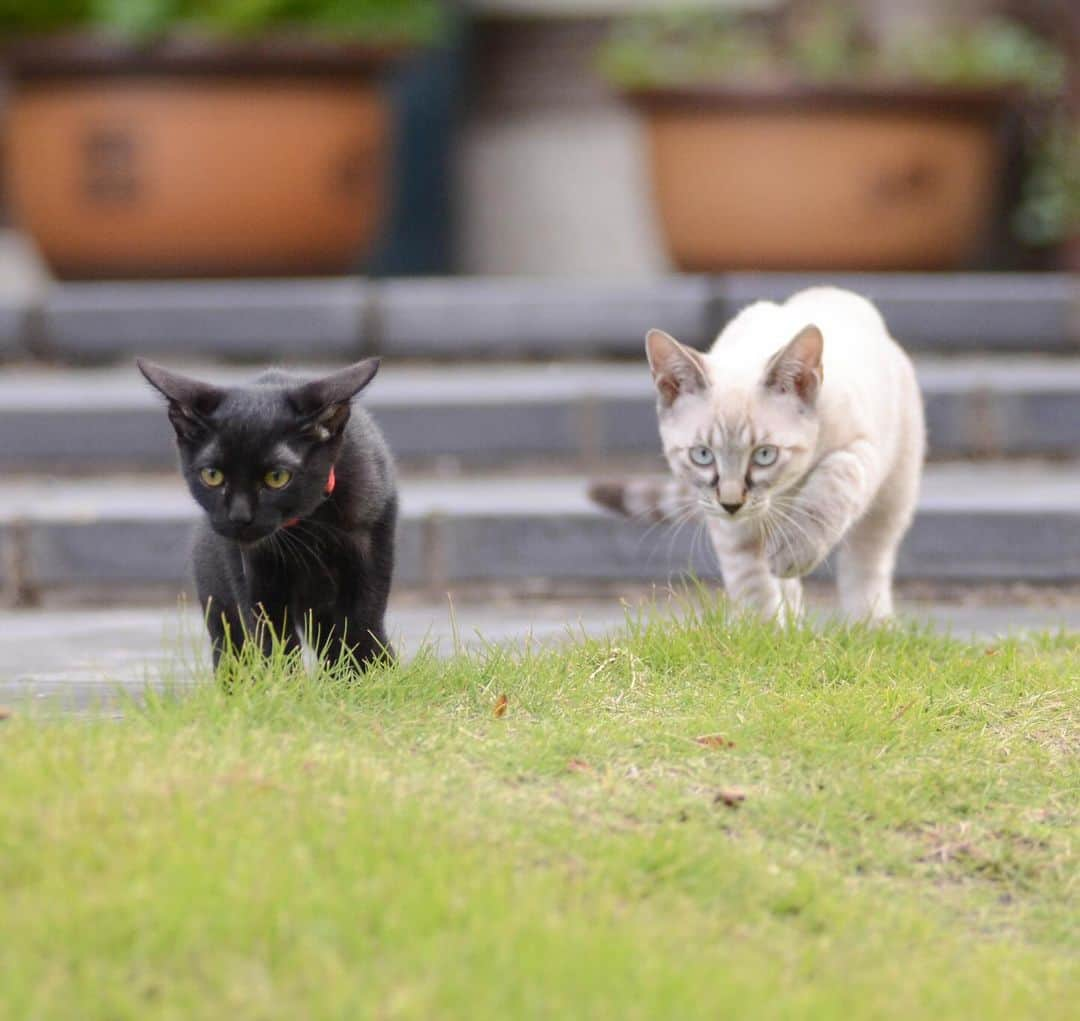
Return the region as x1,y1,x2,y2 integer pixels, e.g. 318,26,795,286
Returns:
137,360,380,544
178,391,339,544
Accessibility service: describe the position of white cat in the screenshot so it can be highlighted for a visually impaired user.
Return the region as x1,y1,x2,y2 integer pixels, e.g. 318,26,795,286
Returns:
591,287,925,622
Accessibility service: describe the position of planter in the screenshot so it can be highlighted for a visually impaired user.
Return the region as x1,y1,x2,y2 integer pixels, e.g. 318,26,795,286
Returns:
1066,236,1080,272
3,36,405,279
629,85,1014,272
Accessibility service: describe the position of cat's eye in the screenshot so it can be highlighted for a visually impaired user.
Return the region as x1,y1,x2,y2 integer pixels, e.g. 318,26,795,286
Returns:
199,467,224,488
689,445,715,467
264,468,293,490
752,445,779,468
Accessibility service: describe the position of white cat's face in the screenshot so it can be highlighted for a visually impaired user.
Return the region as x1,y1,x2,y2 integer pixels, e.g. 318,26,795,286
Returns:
646,326,823,522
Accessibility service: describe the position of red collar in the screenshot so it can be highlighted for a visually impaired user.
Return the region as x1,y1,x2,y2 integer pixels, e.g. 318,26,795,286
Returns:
283,466,335,529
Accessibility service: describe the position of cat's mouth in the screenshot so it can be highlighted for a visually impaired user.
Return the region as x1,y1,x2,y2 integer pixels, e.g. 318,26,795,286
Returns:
214,522,277,544
700,498,760,520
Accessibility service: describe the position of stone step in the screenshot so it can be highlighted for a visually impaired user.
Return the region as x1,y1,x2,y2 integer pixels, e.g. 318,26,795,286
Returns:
2,356,1080,470
2,463,1079,600
0,273,1074,363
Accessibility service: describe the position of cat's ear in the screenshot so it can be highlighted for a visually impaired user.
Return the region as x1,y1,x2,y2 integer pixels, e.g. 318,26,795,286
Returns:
289,358,380,440
136,359,224,440
764,325,824,405
645,329,708,408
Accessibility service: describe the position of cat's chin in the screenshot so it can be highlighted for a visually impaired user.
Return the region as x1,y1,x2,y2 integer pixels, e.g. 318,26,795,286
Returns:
212,522,277,545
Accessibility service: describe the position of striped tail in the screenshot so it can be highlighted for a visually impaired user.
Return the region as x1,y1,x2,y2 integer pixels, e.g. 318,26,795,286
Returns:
588,477,693,524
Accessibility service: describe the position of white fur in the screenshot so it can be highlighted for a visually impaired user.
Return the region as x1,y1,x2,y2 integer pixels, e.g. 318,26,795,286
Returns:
650,287,924,623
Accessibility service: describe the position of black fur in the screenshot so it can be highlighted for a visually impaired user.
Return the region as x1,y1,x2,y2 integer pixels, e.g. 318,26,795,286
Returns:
137,359,397,671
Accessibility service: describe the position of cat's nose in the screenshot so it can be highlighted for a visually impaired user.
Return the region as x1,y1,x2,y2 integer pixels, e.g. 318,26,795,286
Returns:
721,501,744,516
228,497,255,525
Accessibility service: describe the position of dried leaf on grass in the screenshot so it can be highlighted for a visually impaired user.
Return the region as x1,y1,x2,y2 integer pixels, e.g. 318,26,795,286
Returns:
695,733,734,749
493,693,509,718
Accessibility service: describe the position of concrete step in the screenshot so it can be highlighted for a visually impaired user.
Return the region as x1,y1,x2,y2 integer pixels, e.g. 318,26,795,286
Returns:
2,463,1080,601
0,273,1074,363
3,356,1080,471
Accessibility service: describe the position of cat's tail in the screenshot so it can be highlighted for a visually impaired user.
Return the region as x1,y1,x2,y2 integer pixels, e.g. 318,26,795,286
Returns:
588,477,694,524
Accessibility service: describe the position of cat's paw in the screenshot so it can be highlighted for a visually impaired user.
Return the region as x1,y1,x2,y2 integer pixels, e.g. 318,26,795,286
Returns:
766,536,827,579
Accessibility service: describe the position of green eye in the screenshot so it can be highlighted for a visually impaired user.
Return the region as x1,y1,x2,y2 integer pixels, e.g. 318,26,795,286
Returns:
264,468,292,490
199,467,224,488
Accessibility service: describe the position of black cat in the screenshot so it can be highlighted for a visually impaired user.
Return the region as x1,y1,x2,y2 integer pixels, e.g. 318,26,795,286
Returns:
137,358,397,671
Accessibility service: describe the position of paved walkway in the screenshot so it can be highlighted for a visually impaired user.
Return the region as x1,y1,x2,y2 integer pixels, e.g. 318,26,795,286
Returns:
3,596,1079,714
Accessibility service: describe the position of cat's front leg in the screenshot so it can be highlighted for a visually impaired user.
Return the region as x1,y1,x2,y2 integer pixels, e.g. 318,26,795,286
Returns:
195,535,250,668
203,596,245,670
242,554,302,658
310,610,393,670
766,442,877,579
246,602,303,659
707,518,801,623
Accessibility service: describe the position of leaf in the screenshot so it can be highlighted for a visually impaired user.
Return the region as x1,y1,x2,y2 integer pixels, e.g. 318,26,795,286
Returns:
695,733,734,749
566,758,592,773
493,693,508,718
714,788,746,808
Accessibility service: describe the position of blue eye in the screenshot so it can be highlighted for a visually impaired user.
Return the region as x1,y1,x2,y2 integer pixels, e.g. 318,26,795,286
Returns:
752,445,778,467
689,445,714,467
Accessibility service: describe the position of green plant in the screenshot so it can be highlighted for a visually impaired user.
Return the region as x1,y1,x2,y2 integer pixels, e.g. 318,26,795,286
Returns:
1016,117,1080,246
0,0,443,44
598,5,1065,95
597,10,778,90
882,16,1065,95
599,3,1072,251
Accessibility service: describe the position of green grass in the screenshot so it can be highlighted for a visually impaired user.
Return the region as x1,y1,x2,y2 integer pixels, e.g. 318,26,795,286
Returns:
2,596,1077,1019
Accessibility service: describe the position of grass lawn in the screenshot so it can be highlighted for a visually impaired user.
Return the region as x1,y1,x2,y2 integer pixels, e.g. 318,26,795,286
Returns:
1,596,1077,1019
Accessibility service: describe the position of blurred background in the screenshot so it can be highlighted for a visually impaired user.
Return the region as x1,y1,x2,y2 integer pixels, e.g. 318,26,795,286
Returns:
0,0,1075,278
0,0,1078,614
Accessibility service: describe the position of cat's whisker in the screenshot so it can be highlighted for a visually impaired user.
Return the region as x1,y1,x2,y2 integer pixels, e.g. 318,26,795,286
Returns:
766,501,822,571
631,494,698,527
635,499,701,554
689,516,711,573
274,528,307,576
775,497,830,533
656,503,703,561
281,523,333,582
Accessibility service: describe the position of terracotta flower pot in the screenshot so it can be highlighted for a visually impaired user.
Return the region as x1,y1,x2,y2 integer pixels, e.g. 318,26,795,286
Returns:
4,36,403,278
629,85,1013,272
